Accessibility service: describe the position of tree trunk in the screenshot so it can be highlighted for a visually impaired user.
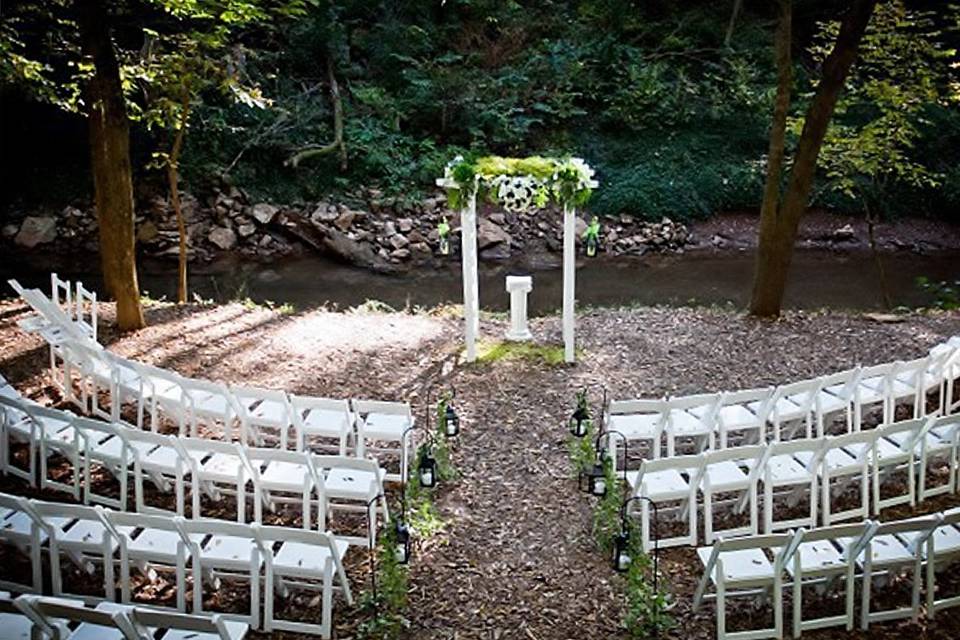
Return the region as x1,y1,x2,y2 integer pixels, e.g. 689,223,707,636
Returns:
864,200,892,310
724,0,744,48
286,56,347,169
167,85,192,304
750,0,877,317
78,0,144,330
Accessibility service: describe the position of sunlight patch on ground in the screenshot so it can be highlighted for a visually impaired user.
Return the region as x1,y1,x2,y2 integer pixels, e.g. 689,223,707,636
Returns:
273,310,450,356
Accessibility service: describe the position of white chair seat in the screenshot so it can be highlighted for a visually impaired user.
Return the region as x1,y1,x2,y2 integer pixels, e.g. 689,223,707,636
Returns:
766,454,812,483
696,547,775,583
127,528,206,563
89,436,155,466
68,623,127,640
669,410,711,436
779,540,845,577
0,612,32,640
140,445,181,474
200,454,250,483
192,394,230,416
607,413,660,439
361,413,408,440
200,535,263,570
884,430,943,452
246,399,287,425
713,404,760,429
889,379,916,398
816,389,849,413
845,438,900,461
162,621,248,640
901,524,960,558
703,460,749,491
260,461,311,490
60,521,132,551
842,534,914,566
768,396,805,420
858,378,886,403
638,468,691,499
273,538,349,577
796,448,856,473
324,468,379,500
300,409,350,437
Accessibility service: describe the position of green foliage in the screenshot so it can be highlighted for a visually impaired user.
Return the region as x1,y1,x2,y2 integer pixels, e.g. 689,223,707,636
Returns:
357,525,408,640
622,522,673,638
917,276,960,310
443,155,594,210
475,341,569,366
592,457,622,552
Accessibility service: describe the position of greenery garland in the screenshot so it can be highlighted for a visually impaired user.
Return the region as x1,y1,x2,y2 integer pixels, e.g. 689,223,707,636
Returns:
442,155,596,211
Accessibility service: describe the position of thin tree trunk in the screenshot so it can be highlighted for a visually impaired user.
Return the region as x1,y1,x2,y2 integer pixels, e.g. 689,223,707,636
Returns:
750,0,878,317
725,0,744,48
167,84,192,304
78,0,144,330
286,56,347,169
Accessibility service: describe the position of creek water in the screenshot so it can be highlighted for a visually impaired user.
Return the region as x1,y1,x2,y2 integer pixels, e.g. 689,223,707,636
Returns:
2,249,957,314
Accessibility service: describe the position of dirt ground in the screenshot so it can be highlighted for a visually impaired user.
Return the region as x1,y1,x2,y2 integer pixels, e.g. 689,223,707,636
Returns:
1,298,959,639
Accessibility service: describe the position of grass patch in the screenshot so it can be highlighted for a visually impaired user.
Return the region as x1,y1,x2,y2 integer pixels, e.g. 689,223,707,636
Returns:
474,340,570,366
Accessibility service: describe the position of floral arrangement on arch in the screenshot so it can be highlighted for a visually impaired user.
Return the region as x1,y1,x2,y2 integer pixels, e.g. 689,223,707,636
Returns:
440,155,597,212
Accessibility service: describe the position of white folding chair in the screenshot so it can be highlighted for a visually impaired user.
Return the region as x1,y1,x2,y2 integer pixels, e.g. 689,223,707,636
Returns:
180,378,241,441
258,524,353,639
780,521,875,637
870,417,926,513
693,532,794,640
769,378,819,441
33,403,90,500
353,399,413,483
854,514,939,629
0,394,39,485
16,594,141,640
314,454,389,547
127,361,187,434
700,445,764,544
920,345,952,416
814,367,860,436
290,394,354,456
917,415,960,500
61,339,118,422
106,510,201,611
817,429,876,525
664,392,721,457
246,447,321,529
889,356,932,420
920,506,960,617
627,453,704,550
74,280,98,344
129,429,191,516
606,397,667,460
231,385,294,449
0,492,49,593
853,361,895,427
181,438,261,523
33,500,127,603
762,437,825,533
178,518,264,628
711,386,774,449
76,416,137,510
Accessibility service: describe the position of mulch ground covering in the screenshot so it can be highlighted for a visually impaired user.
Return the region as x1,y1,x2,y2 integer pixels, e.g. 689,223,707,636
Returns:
1,297,959,639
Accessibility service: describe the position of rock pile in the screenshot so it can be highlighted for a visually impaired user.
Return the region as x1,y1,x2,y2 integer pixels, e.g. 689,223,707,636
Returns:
1,186,692,269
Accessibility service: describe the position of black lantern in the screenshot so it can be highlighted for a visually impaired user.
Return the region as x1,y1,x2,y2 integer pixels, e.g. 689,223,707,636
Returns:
444,403,460,437
612,530,631,572
569,405,590,437
418,448,437,488
578,461,607,497
394,520,411,564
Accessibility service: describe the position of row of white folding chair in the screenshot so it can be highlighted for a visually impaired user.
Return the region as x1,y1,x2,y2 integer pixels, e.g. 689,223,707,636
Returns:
0,493,349,638
625,414,960,552
694,508,960,640
49,273,98,344
55,340,414,483
606,346,958,461
5,592,247,640
0,395,389,546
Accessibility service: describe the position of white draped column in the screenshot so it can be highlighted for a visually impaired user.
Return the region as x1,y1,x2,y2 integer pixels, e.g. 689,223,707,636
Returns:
461,192,480,362
562,203,576,363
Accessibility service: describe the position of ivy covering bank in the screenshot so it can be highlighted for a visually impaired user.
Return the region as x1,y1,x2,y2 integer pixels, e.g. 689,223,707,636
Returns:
441,155,597,212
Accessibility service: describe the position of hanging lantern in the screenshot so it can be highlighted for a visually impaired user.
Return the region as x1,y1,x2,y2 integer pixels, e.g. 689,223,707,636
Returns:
583,216,601,258
612,530,631,572
418,448,438,488
438,217,451,256
444,403,460,437
394,520,411,564
578,461,607,497
569,405,589,437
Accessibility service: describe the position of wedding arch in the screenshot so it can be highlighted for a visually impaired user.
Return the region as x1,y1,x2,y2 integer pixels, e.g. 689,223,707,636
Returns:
436,155,598,363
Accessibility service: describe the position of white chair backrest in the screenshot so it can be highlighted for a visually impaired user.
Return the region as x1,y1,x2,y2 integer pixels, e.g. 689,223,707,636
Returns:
817,368,861,400
773,377,819,410
32,500,118,540
231,384,291,413
131,607,238,640
767,437,826,470
792,521,876,562
827,428,878,461
246,446,321,483
352,399,411,417
18,595,138,639
74,281,98,342
876,514,941,551
876,416,928,452
51,273,72,318
607,397,666,416
633,453,704,493
313,453,381,475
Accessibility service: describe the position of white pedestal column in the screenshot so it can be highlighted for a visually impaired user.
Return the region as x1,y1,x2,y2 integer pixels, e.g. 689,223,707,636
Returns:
562,204,576,363
505,275,533,341
461,194,480,362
